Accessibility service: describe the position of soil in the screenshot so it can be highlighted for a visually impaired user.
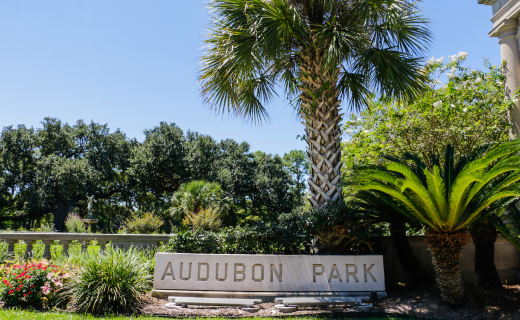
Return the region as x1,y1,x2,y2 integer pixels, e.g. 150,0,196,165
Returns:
138,284,520,319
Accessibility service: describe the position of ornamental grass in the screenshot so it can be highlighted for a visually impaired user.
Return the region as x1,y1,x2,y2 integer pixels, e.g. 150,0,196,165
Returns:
64,246,152,315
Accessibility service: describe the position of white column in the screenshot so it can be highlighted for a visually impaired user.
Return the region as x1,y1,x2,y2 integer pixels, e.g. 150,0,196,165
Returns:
497,20,520,136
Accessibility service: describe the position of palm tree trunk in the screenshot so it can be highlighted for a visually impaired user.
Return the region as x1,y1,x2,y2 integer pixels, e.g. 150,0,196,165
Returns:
298,52,342,209
426,229,469,306
390,221,435,285
470,221,503,289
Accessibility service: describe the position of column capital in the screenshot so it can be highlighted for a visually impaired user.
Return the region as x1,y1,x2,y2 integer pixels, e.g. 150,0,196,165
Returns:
495,19,520,40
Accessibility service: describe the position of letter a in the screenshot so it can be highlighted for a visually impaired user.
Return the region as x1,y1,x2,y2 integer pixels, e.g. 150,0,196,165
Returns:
161,261,175,280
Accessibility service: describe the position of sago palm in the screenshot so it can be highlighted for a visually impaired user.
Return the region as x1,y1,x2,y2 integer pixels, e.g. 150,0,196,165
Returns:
199,0,431,209
354,142,520,305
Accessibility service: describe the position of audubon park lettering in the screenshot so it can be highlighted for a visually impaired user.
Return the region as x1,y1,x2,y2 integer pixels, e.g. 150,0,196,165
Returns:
154,253,385,292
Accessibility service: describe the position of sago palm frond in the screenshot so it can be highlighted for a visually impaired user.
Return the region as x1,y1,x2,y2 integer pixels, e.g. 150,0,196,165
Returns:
354,141,520,232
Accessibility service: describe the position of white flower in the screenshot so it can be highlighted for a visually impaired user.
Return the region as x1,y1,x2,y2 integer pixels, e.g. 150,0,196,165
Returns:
433,100,443,108
458,51,468,60
485,74,492,80
463,107,468,112
434,79,442,84
451,67,457,73
357,118,362,122
426,56,436,65
451,104,456,108
346,129,354,135
448,55,457,62
363,130,371,134
463,81,469,87
446,73,456,79
436,56,444,63
475,77,482,83
497,81,504,85
351,112,356,117
471,69,476,73
441,84,448,90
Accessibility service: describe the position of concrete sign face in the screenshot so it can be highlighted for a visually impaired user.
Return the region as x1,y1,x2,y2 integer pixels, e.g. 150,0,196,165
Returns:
154,253,385,292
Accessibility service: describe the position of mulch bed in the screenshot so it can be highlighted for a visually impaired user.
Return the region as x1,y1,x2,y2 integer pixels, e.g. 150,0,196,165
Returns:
138,284,520,319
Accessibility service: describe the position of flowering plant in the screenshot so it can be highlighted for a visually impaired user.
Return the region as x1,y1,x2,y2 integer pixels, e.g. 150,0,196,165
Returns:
0,260,70,309
343,52,512,180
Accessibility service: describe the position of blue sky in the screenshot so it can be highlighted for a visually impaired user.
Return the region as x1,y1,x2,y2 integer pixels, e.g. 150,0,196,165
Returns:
0,0,501,156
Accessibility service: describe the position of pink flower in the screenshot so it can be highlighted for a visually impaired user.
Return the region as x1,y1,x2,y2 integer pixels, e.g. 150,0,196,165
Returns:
46,272,54,280
51,277,62,287
41,283,51,295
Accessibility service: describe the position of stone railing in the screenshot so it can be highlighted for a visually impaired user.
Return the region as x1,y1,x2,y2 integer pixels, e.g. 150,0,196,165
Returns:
0,232,171,258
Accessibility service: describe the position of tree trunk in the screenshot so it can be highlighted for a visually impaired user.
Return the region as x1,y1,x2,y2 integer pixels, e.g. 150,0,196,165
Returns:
390,221,435,286
54,197,80,232
470,220,503,289
426,229,469,306
299,52,342,209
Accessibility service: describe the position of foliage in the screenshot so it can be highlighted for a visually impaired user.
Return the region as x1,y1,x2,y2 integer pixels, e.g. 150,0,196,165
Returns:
354,142,520,232
283,150,309,206
0,261,70,309
199,0,431,120
491,200,520,251
164,223,311,255
170,180,226,227
0,118,304,231
183,207,222,231
64,247,152,315
343,53,511,178
307,201,385,254
125,212,164,234
64,213,85,233
0,118,133,231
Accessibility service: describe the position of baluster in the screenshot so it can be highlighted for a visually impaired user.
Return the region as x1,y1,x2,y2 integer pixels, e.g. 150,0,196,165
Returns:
61,240,71,256
24,240,35,258
42,240,53,259
98,240,108,253
6,240,17,255
81,240,89,252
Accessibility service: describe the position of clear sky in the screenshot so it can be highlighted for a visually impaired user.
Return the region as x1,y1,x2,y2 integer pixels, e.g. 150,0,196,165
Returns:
0,0,502,156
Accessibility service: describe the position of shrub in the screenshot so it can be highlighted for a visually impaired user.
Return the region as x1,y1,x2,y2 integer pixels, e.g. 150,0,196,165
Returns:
164,223,310,255
65,247,152,315
308,201,385,255
65,213,85,233
0,261,70,309
125,212,164,234
183,207,222,231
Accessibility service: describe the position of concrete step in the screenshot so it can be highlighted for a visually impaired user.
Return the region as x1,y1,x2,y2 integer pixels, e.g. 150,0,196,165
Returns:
275,296,369,306
167,296,262,307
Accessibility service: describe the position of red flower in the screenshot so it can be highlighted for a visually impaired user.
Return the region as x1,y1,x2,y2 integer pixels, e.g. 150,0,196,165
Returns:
27,291,31,294
8,290,13,294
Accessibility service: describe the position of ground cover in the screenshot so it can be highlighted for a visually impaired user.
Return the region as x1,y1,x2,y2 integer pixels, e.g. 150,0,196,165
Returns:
0,310,409,320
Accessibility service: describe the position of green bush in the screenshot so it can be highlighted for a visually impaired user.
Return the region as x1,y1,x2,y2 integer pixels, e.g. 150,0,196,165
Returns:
125,212,164,234
164,223,310,255
65,213,85,233
64,247,152,315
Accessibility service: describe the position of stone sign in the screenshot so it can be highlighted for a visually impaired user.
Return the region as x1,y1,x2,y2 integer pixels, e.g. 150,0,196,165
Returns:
154,253,385,292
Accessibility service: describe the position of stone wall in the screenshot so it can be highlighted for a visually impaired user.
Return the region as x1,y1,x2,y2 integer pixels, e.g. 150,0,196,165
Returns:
382,235,520,285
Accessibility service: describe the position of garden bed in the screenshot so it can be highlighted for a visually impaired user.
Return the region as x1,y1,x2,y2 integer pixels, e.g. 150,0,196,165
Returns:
138,284,520,319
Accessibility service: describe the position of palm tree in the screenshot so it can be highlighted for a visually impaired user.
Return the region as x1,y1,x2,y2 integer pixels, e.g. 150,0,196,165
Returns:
354,142,520,305
199,0,431,209
169,180,227,225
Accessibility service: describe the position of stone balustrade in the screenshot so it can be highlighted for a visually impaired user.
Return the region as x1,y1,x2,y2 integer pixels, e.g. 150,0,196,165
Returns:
0,232,171,258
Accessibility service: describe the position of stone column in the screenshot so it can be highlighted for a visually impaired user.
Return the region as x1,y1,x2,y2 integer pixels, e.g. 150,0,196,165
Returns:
6,240,17,255
24,240,35,259
61,240,71,256
42,240,53,259
497,19,520,136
